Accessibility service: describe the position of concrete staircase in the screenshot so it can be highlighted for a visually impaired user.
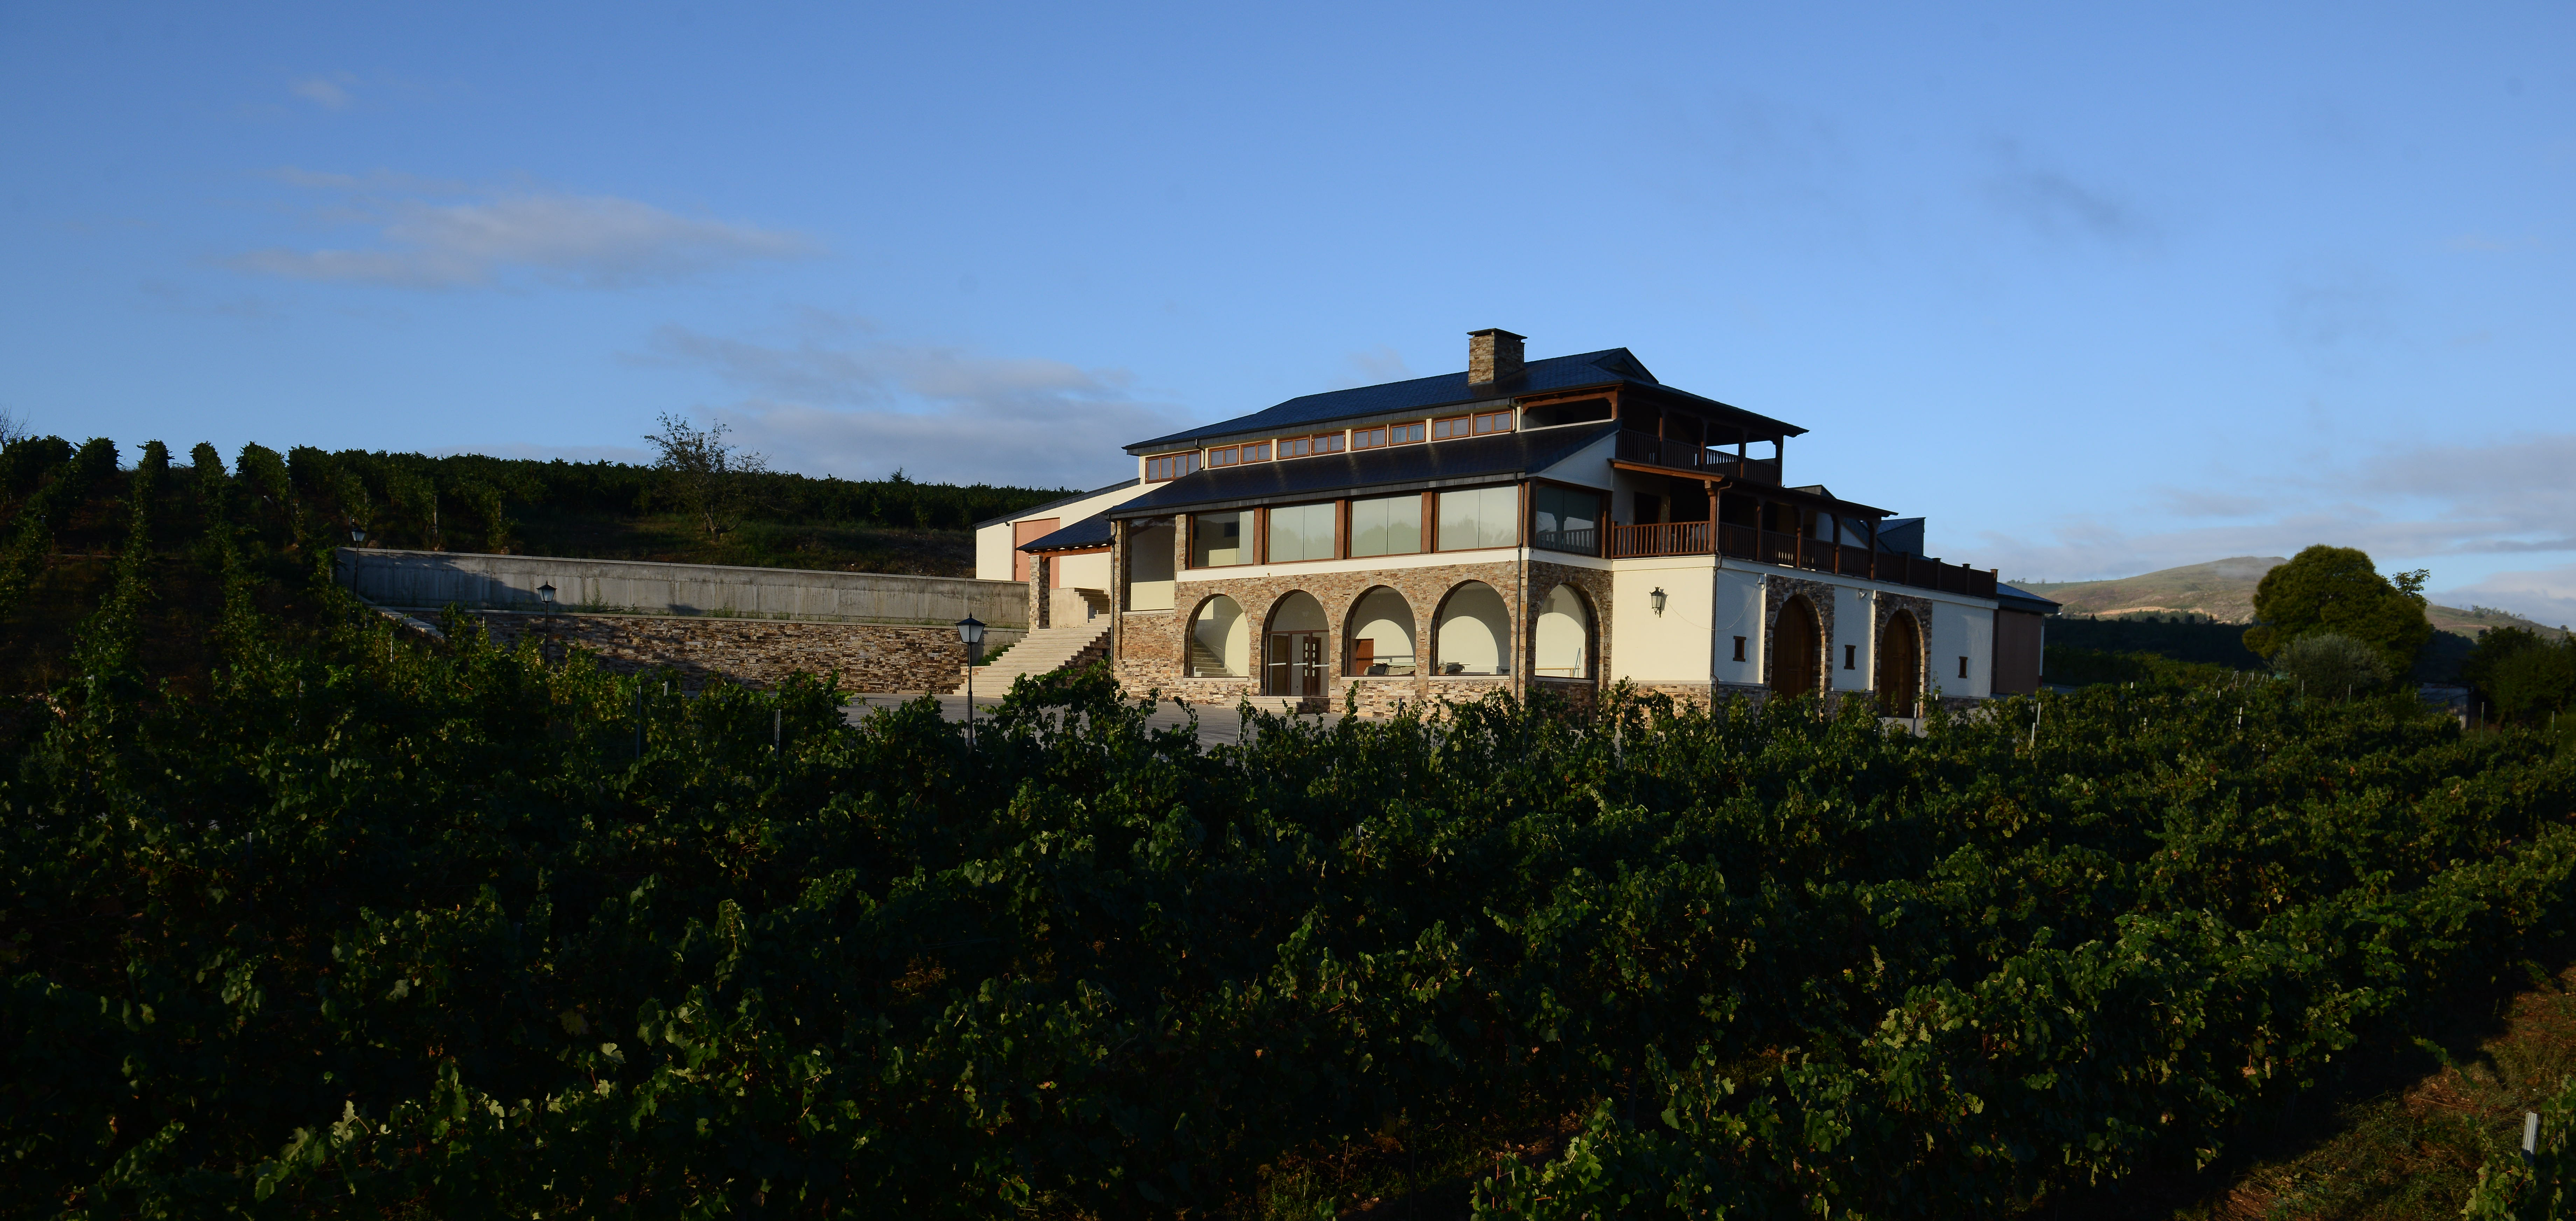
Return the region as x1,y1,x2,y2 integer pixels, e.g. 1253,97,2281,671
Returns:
961,618,1112,690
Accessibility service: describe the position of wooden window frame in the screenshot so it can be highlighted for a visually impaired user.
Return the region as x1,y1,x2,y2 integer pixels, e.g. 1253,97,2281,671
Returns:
1435,482,1523,553
1145,451,1201,482
1431,415,1472,441
1472,408,1515,435
1259,500,1343,565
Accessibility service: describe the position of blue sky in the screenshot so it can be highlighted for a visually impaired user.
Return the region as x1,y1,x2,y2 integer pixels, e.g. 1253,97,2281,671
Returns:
5,2,2571,619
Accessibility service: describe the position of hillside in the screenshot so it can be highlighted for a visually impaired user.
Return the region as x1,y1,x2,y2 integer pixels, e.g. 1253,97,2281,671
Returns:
2025,556,2565,640
0,436,1072,694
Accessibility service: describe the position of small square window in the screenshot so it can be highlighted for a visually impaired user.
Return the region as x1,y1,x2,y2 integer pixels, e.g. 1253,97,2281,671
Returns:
1732,636,1746,662
1844,644,1856,670
1959,656,1970,678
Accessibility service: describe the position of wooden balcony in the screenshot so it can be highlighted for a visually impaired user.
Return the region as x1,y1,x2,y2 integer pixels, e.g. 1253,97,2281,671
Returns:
1613,430,1782,484
1604,522,1997,599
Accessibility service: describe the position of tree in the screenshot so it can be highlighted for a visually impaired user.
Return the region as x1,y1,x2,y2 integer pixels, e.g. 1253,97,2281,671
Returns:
2462,626,2576,724
2273,633,2389,697
2242,545,2432,683
644,413,770,539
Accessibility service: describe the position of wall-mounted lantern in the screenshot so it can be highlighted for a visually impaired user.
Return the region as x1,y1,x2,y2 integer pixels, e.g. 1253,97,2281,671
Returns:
1650,587,1667,616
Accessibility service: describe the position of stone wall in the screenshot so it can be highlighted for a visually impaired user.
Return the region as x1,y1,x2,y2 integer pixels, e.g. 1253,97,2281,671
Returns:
340,547,1027,629
475,611,971,693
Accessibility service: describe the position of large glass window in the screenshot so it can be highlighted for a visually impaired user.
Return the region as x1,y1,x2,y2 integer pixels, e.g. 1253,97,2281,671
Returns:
1191,511,1247,566
1349,493,1422,557
1531,485,1600,554
1438,486,1519,550
1267,502,1336,563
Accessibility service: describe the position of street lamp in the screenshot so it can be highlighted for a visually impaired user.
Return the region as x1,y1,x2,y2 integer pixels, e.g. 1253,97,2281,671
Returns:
348,527,367,544
538,582,556,607
956,615,986,746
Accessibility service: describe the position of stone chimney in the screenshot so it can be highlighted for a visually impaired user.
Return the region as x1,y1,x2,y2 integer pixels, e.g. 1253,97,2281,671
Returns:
1467,328,1526,385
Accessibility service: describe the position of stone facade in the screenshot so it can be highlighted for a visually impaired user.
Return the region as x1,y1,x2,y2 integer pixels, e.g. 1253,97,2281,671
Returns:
475,611,972,693
1762,574,1841,695
1872,591,1936,713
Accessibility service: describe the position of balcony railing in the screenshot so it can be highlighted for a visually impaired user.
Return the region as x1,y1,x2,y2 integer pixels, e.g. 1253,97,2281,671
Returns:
1532,527,1600,556
1612,431,1782,484
1604,522,1997,599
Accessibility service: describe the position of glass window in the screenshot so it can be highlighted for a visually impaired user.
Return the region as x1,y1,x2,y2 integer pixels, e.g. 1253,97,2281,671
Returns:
1146,452,1200,482
1390,421,1425,444
1438,486,1519,550
1473,409,1514,435
1432,416,1472,440
1266,502,1336,563
1531,485,1599,553
1243,441,1269,461
1349,493,1422,557
1352,426,1388,449
1208,446,1238,467
1191,511,1247,566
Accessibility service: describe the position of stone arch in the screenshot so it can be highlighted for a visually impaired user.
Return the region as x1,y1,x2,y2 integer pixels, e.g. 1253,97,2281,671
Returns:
1433,581,1511,677
1263,590,1329,696
1533,583,1593,679
1344,586,1419,677
1878,608,1923,717
1185,593,1250,678
1770,593,1823,698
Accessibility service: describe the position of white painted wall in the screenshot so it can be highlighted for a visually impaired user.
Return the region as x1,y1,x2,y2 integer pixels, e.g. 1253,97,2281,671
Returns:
1534,584,1590,678
1529,428,1619,491
1712,567,1764,686
1435,582,1511,675
974,524,1016,582
1058,551,1111,591
1608,557,1717,683
1832,586,1872,691
1929,602,1996,700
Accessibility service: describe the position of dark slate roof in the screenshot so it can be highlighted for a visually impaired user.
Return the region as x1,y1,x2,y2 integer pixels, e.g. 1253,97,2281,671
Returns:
1107,423,1618,520
1125,349,1805,454
1020,512,1113,553
1995,582,2062,615
971,478,1138,530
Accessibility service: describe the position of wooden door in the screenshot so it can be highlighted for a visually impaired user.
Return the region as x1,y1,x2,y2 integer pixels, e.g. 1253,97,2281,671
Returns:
1770,596,1819,698
1878,611,1921,716
1268,632,1324,696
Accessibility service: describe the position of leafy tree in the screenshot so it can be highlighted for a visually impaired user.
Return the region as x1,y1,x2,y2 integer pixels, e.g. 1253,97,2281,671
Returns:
644,412,770,539
2243,544,2432,681
2463,626,2576,725
2273,631,2389,697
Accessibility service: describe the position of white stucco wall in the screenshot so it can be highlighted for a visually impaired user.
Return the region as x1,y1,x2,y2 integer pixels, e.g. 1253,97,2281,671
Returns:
974,524,1016,583
1608,557,1716,683
1928,602,1996,700
1058,551,1112,591
1832,586,1872,691
1711,567,1764,686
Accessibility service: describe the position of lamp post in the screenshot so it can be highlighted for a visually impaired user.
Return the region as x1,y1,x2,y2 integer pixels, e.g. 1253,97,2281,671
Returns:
537,582,556,608
956,615,985,747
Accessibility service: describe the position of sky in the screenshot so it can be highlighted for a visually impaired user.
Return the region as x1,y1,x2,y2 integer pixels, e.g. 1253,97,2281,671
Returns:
3,2,2571,621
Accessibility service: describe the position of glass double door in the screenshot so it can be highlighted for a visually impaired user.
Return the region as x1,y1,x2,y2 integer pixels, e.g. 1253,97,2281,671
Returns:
1266,632,1325,698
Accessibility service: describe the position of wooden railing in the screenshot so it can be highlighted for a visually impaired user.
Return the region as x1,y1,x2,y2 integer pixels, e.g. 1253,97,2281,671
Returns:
1612,431,1782,484
1532,527,1600,556
1604,521,1997,599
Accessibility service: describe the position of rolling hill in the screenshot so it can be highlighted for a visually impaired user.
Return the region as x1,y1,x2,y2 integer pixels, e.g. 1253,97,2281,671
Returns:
2022,556,2566,640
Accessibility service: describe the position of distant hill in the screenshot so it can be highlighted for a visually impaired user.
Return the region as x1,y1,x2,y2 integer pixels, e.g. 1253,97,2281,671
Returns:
2022,556,2565,641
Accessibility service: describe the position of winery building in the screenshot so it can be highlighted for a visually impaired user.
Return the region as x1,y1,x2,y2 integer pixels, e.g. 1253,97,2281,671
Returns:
976,330,2056,714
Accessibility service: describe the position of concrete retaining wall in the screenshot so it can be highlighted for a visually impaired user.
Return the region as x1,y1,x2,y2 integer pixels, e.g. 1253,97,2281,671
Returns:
337,547,1028,630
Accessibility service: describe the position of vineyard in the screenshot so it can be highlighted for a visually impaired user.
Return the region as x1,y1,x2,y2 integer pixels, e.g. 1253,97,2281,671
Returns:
7,441,2576,1217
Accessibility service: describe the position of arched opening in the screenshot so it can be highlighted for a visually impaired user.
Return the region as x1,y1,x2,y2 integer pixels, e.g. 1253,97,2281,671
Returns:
1769,595,1821,698
1265,591,1328,696
1877,610,1922,717
1434,582,1511,676
1344,587,1417,676
1534,584,1591,679
1187,594,1249,677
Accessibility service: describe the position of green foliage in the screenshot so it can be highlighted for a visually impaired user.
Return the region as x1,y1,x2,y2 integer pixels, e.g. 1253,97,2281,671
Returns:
2245,544,2434,680
2040,644,2240,687
2273,631,2392,697
2468,628,2576,726
2042,614,2267,671
6,532,2576,1216
2460,1075,2576,1219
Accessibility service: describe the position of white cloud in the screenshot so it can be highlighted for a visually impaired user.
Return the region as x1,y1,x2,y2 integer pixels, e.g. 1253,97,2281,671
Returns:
292,75,353,110
1972,433,2576,589
636,318,1195,489
232,173,819,289
2438,564,2576,628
